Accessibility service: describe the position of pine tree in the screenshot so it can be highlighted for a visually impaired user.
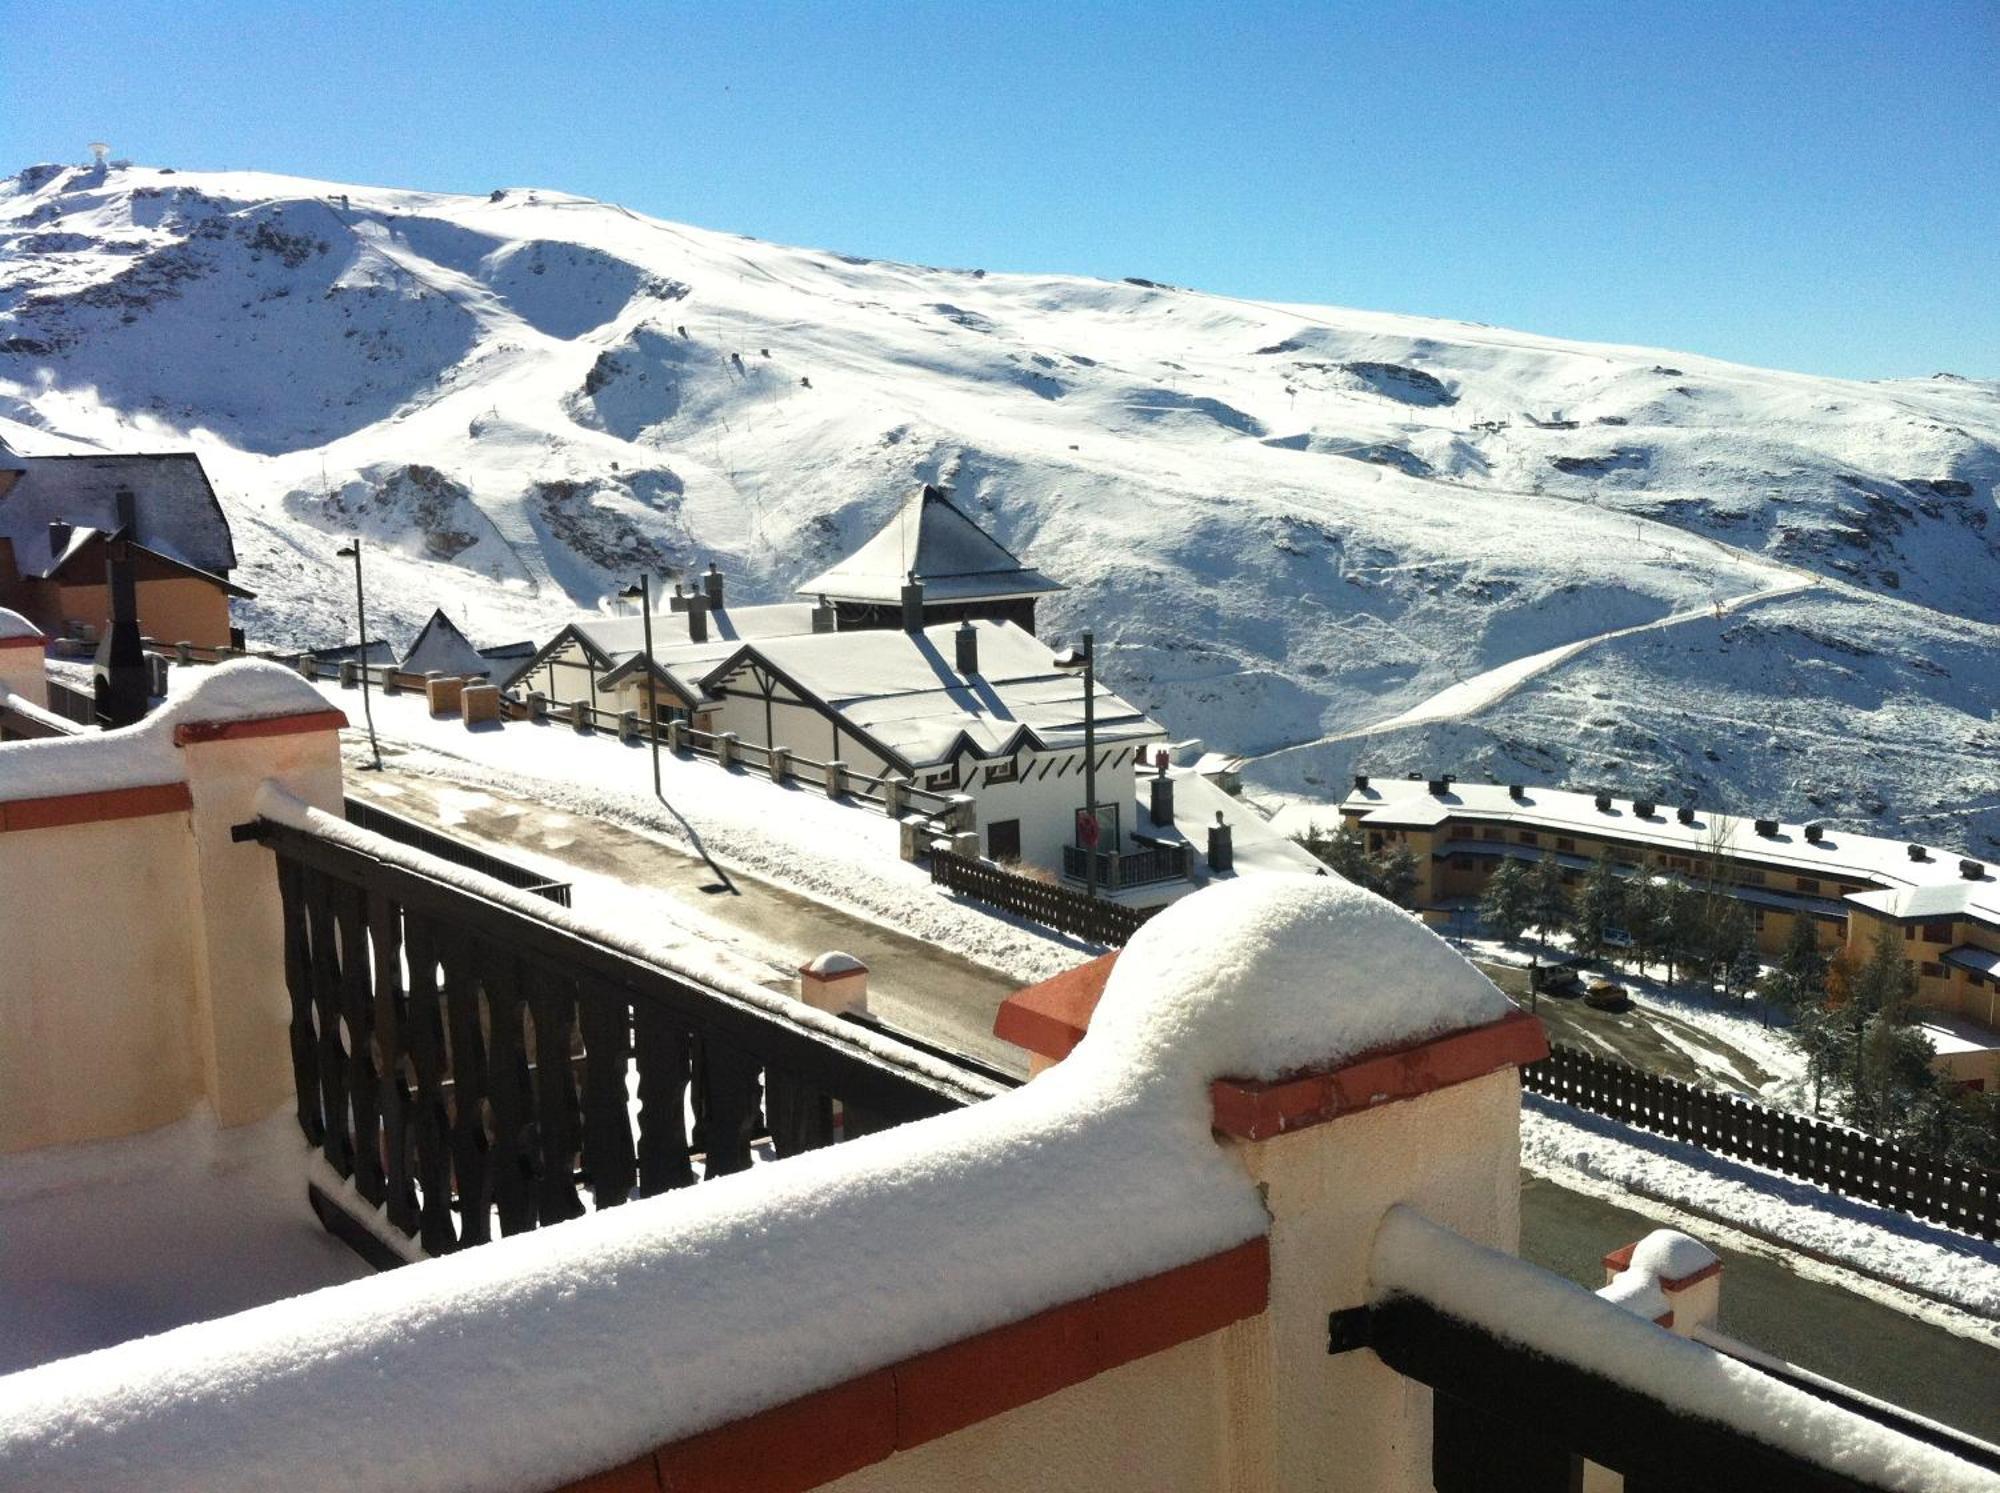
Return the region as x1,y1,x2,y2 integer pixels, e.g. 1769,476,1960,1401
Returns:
1839,928,1924,1134
1297,821,1375,890
1768,912,1830,1016
1569,852,1626,960
1479,859,1531,944
1525,854,1570,951
1373,843,1421,908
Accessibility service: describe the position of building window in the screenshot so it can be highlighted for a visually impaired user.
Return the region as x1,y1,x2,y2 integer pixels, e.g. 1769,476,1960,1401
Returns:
987,818,1021,862
1921,921,1953,944
1450,855,1473,870
1797,877,1820,894
983,757,1020,786
1920,961,1945,979
1368,832,1384,852
923,767,957,791
1518,830,1539,846
1482,827,1503,841
1740,869,1765,886
1751,908,1767,931
1556,837,1575,852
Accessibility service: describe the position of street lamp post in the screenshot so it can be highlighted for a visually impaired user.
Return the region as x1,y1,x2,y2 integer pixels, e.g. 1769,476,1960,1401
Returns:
334,540,381,771
1055,630,1099,899
618,576,662,800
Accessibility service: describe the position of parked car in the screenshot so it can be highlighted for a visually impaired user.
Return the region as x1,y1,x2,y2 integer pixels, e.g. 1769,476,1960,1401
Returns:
1534,964,1586,998
1584,980,1631,1012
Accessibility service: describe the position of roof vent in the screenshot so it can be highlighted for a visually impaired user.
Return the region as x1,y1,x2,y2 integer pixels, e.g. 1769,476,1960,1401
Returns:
1508,784,1527,802
1804,823,1825,845
1634,800,1656,818
1406,771,1425,781
1753,818,1779,837
1908,844,1928,862
1352,774,1370,792
954,620,979,676
1676,806,1696,825
1594,792,1612,812
1427,777,1449,796
1962,859,1987,881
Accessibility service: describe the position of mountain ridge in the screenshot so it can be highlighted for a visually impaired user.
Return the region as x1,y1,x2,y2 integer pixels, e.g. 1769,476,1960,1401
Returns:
4,160,1996,851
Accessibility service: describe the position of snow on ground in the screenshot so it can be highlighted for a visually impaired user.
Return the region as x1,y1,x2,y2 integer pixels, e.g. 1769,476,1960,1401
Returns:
1521,1096,2000,1330
4,162,1995,856
0,879,1507,1493
319,679,1089,984
0,1107,369,1375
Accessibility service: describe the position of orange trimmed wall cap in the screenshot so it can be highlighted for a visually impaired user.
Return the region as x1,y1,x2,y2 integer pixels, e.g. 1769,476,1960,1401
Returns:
994,951,1549,1139
173,707,348,746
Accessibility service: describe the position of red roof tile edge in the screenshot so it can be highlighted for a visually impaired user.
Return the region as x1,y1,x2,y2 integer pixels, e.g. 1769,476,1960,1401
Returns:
172,707,349,746
0,781,193,834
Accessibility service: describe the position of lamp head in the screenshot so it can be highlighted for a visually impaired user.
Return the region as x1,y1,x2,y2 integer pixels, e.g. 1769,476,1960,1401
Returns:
335,544,358,559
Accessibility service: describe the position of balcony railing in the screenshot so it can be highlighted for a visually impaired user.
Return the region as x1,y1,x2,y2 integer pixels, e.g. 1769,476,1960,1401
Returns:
243,815,1000,1263
1061,840,1192,891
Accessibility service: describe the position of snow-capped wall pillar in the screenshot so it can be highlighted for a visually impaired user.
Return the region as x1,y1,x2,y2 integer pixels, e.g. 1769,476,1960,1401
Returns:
426,675,464,718
0,609,49,707
996,881,1546,1492
769,745,791,784
798,951,868,1015
1599,1231,1722,1337
527,691,548,722
715,731,737,769
175,668,348,1128
824,759,848,798
619,709,641,743
568,699,592,734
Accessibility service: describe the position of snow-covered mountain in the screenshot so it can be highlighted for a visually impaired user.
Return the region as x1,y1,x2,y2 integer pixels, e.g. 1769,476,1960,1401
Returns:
3,161,1996,852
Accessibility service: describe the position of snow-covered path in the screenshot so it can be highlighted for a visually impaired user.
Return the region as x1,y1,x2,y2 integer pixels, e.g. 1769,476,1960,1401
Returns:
1252,571,1815,761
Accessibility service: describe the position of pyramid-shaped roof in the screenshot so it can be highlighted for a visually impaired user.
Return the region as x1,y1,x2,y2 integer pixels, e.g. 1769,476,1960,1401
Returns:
400,609,491,677
796,485,1064,606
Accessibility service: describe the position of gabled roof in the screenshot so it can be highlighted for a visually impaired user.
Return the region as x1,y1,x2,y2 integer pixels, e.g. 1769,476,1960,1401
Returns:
702,620,1163,770
507,602,819,698
35,525,254,597
795,485,1064,605
0,451,237,576
400,609,491,677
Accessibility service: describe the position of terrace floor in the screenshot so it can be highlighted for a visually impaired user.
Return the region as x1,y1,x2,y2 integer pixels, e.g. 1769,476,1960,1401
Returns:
0,1109,370,1375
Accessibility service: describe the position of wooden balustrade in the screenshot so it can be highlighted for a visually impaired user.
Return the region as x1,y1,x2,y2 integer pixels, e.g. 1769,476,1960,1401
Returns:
252,817,995,1262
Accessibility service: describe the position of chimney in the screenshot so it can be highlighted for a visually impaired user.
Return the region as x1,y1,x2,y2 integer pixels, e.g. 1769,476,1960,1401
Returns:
901,575,925,633
1803,823,1824,845
685,594,708,644
1676,805,1696,825
48,520,73,560
1150,774,1175,828
1634,799,1656,818
1427,777,1449,797
1962,859,1987,881
113,485,138,534
1907,844,1928,862
703,562,724,612
811,593,835,634
1594,792,1613,812
954,620,979,675
1508,784,1527,802
1207,810,1234,874
93,526,147,727
1753,818,1779,837
1353,773,1370,792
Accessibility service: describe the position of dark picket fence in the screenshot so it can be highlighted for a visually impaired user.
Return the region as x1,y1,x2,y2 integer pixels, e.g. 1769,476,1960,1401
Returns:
247,816,994,1264
930,849,1161,947
1522,1043,1998,1241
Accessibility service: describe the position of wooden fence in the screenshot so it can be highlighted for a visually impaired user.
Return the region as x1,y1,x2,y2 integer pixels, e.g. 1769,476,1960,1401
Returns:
930,849,1162,947
1522,1043,1998,1241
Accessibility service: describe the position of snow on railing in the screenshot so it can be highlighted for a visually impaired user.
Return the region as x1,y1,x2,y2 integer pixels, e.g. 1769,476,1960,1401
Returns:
0,877,1508,1493
1368,1207,1997,1491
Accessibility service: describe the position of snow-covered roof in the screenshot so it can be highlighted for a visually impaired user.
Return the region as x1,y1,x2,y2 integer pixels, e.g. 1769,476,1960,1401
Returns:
585,603,822,699
714,619,1163,768
0,878,1517,1493
1133,767,1326,879
795,484,1064,605
0,606,41,640
1941,944,2000,980
1914,1012,2000,1057
399,609,491,677
1340,780,2000,931
0,451,236,576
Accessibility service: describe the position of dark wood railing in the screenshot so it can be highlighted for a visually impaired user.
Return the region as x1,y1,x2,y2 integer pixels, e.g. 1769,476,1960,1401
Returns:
1357,1292,1994,1492
246,817,996,1263
1061,841,1192,891
931,849,1162,946
1523,1043,1998,1241
343,797,572,907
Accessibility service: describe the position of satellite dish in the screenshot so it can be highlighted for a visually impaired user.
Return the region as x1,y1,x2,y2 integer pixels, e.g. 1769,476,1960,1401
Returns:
88,142,111,166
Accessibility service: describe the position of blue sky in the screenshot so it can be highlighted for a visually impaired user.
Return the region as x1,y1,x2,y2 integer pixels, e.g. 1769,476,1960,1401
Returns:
6,0,1994,379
